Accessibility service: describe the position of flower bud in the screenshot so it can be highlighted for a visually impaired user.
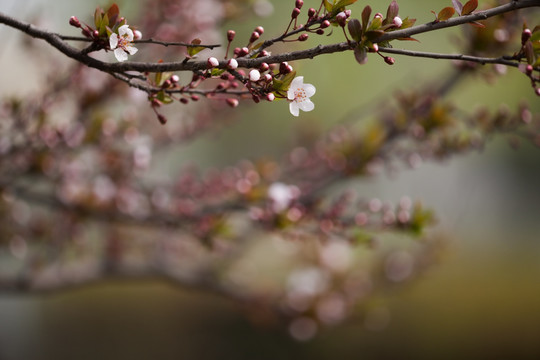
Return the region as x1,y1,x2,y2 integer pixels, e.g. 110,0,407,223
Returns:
171,74,180,83
384,56,395,65
308,8,316,18
264,73,273,82
336,12,347,27
133,30,143,40
284,64,293,73
292,7,301,19
259,50,270,57
238,47,249,57
250,31,260,43
227,30,236,42
369,43,379,52
522,28,532,44
345,10,352,18
180,98,189,104
92,30,99,38
259,62,269,71
393,16,402,28
252,94,260,103
226,98,239,107
191,95,200,101
295,0,304,9
374,12,383,19
321,20,331,29
69,16,81,28
536,88,540,97
316,29,324,35
249,69,261,81
298,33,309,41
157,114,167,124
227,58,238,70
526,64,533,75
255,26,264,35
207,57,219,68
279,62,289,73
266,93,275,102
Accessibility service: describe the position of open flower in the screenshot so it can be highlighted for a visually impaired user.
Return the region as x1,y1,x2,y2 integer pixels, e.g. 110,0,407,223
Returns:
287,76,316,117
109,25,138,62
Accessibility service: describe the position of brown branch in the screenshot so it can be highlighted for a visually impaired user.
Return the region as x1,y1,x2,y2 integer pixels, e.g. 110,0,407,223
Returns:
1,1,538,76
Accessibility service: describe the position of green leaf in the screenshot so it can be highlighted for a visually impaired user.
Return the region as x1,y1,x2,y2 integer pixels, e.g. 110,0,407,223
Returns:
361,5,371,34
400,17,416,29
367,17,382,32
272,71,297,92
437,7,455,21
187,38,206,57
210,68,226,77
348,18,362,42
324,0,334,13
94,7,103,29
99,14,109,35
331,0,358,16
353,45,368,64
156,91,173,104
461,0,478,15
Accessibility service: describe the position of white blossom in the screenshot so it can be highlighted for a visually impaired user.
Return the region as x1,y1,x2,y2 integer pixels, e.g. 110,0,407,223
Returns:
287,76,316,117
109,25,138,62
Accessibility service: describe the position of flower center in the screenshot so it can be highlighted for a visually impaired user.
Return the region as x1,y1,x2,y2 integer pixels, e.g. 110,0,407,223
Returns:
293,88,307,103
118,35,130,50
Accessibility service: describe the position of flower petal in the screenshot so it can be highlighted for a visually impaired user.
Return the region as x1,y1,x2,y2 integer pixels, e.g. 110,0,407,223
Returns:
298,99,314,112
114,48,128,62
109,33,118,49
289,102,300,117
290,76,304,90
303,83,316,97
287,88,295,100
125,46,138,55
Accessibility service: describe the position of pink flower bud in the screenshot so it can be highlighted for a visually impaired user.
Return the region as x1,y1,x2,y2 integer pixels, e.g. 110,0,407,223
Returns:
191,95,200,101
250,31,260,43
266,93,275,101
336,12,347,27
264,73,272,82
171,74,180,83
384,56,395,65
298,33,309,41
345,10,352,18
393,16,402,28
226,98,239,107
291,8,301,19
249,69,261,82
133,30,143,40
522,28,532,44
316,29,324,35
374,13,383,19
239,47,250,56
536,88,540,97
92,30,99,38
180,98,189,104
526,64,533,75
207,57,219,68
321,20,330,29
227,58,238,70
157,114,167,124
259,62,269,71
285,65,293,73
295,0,304,9
69,16,81,28
369,43,379,52
227,30,236,42
252,94,260,103
279,62,289,73
308,8,316,18
255,26,264,35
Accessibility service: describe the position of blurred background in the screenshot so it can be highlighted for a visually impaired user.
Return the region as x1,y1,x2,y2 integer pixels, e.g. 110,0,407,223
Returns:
0,0,539,359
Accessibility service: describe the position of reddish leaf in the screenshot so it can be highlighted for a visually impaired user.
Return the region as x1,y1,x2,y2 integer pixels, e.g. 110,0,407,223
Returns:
397,37,420,42
461,0,478,15
386,1,399,23
354,46,368,64
452,0,463,15
348,18,362,42
361,5,372,33
437,7,455,21
468,21,485,28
